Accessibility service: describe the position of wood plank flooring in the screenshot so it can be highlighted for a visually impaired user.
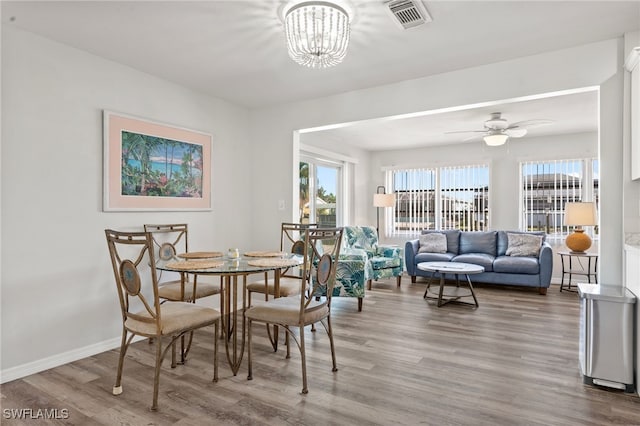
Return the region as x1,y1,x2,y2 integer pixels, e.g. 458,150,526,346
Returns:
2,279,640,425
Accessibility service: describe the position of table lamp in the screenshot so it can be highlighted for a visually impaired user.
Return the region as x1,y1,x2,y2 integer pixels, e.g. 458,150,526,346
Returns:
564,202,597,253
373,186,395,235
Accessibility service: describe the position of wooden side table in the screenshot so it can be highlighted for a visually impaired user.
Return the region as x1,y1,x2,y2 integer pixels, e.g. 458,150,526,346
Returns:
558,251,598,292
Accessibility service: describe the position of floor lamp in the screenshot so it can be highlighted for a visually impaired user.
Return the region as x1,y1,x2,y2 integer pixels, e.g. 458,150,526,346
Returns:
373,186,395,235
564,201,597,253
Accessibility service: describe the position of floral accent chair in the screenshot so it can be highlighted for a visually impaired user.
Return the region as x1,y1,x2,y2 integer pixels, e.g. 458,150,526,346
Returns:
312,226,403,312
332,239,371,312
311,230,369,312
342,226,403,290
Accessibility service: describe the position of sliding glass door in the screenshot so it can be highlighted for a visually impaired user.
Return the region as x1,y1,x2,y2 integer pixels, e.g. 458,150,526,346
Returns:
299,157,341,227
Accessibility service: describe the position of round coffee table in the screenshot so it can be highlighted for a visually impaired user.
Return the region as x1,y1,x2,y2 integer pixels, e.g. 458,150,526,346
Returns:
417,261,483,307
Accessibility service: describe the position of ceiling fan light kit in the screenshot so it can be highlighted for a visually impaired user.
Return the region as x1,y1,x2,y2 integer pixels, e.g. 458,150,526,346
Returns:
483,132,509,146
284,1,351,68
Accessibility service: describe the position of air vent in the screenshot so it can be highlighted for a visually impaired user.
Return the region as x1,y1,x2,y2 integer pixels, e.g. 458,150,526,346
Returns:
385,0,432,29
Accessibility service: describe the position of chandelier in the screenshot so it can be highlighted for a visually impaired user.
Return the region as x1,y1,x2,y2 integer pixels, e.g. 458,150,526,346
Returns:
284,1,351,68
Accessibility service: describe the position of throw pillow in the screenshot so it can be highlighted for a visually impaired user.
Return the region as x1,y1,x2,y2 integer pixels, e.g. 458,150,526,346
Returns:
418,233,447,253
505,233,543,257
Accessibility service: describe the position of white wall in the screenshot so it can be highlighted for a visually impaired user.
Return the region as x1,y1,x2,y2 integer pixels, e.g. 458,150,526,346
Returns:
624,31,640,235
1,28,253,379
599,39,626,286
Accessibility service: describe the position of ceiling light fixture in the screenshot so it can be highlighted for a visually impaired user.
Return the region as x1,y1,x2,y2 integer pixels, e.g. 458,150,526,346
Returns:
483,131,509,146
284,1,350,68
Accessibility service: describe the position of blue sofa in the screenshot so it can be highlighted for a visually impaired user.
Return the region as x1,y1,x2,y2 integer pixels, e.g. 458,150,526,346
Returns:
405,230,553,294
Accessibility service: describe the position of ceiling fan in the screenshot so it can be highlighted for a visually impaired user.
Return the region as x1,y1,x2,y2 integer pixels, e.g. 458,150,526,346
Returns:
446,112,554,146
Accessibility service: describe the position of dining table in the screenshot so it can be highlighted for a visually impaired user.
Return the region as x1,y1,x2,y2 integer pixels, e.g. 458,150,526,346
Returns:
155,250,303,376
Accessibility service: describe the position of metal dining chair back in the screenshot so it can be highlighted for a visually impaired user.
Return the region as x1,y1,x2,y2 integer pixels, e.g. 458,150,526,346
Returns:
281,222,317,250
248,223,319,303
246,227,343,394
143,223,221,302
144,223,189,260
104,229,220,411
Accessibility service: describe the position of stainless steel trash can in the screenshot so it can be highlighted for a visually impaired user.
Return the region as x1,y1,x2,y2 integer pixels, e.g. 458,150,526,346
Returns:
578,283,636,393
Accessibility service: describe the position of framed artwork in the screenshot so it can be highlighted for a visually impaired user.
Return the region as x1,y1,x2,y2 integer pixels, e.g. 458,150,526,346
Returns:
103,111,212,211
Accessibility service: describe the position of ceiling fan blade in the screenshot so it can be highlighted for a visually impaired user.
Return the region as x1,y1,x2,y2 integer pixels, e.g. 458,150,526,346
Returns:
444,130,485,134
505,128,527,138
462,134,484,142
508,119,554,129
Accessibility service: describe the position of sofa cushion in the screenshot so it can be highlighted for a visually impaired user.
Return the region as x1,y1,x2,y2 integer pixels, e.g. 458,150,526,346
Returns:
505,232,543,257
452,253,494,271
418,233,447,253
497,231,546,256
459,231,497,256
493,255,540,274
415,252,457,263
422,230,460,254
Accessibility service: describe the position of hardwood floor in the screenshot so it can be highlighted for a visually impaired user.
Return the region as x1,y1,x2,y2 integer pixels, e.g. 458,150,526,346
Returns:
2,278,639,425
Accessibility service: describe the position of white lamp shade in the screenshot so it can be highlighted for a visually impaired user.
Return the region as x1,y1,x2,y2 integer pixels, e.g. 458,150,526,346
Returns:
483,133,509,146
373,193,395,207
564,202,597,226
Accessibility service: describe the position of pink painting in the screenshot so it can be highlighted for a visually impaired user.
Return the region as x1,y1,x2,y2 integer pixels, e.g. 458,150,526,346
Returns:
103,111,212,211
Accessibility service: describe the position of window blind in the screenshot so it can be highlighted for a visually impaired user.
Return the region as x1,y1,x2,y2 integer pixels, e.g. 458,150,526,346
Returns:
387,164,489,236
520,158,598,240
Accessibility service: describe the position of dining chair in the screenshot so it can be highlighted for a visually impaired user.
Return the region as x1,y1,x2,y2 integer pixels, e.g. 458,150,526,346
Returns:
246,227,343,394
104,229,220,411
144,223,221,302
247,222,317,305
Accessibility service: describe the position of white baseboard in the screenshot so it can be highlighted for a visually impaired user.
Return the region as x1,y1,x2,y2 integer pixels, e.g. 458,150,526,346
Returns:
0,335,145,384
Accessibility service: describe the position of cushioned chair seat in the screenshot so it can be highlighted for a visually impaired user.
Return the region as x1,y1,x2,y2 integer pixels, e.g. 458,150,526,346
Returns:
157,280,221,301
247,277,306,297
125,301,220,336
245,296,328,325
370,256,401,269
452,253,495,271
339,251,369,261
493,255,540,274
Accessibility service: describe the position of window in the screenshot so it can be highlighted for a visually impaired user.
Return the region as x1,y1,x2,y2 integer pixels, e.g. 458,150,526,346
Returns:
299,157,342,227
387,164,489,236
520,158,599,242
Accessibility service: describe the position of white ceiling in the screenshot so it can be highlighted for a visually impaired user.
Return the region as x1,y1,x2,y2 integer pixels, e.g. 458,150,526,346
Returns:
2,1,638,150
301,88,599,150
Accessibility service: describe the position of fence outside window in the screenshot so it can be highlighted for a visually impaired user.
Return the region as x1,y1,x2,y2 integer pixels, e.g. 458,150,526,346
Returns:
387,164,489,236
520,158,599,242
